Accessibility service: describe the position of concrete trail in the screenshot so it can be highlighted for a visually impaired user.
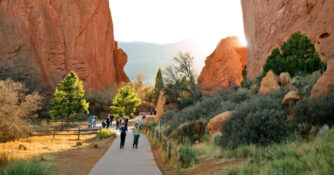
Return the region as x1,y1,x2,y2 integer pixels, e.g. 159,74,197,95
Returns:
89,125,162,175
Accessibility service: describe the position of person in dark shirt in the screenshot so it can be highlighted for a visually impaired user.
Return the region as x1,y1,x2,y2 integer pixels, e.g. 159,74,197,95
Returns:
120,123,128,148
110,114,114,127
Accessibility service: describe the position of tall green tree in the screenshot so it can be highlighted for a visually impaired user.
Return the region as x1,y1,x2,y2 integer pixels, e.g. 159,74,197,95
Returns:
153,68,164,104
49,72,89,124
111,86,141,116
263,31,326,77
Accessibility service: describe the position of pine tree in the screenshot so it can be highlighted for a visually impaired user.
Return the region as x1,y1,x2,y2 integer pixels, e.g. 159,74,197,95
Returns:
263,31,326,77
110,86,141,116
49,72,89,124
153,68,164,104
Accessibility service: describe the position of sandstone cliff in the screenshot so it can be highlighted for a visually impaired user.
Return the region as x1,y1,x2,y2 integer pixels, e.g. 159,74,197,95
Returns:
197,36,247,94
241,0,334,97
0,0,129,92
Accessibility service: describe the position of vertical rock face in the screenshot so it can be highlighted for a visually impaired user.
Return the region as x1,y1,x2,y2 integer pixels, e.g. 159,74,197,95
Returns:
0,0,129,92
197,36,247,94
241,0,334,97
113,41,130,84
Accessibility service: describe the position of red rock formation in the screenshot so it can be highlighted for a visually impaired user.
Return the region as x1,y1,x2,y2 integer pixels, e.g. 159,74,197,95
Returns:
113,41,130,84
311,59,334,97
207,111,232,135
197,36,247,94
241,0,334,96
259,70,280,95
0,0,129,92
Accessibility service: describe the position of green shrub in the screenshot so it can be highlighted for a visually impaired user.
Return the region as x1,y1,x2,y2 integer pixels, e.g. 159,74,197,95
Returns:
162,88,251,136
294,93,334,128
263,31,326,77
211,132,222,145
97,129,116,139
86,84,117,117
291,72,321,97
179,145,199,168
220,89,290,148
1,161,53,175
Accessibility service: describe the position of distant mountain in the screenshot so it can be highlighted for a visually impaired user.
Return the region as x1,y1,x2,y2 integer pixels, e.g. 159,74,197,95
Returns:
119,39,211,84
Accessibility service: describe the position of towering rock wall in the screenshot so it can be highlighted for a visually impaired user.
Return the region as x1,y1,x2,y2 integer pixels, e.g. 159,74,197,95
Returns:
241,0,334,96
0,0,129,92
197,36,247,94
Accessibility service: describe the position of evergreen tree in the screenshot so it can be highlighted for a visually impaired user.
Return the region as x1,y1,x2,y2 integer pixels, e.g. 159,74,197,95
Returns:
111,86,141,116
49,72,89,124
263,31,326,77
153,68,164,104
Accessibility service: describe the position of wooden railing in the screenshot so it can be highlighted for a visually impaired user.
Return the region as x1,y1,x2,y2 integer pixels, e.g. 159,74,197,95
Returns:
30,127,101,140
144,125,181,169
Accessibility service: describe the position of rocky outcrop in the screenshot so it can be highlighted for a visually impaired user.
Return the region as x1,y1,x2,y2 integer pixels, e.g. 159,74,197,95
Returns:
241,0,334,97
113,41,130,85
168,120,205,143
207,111,232,135
259,70,280,95
155,91,165,122
277,72,291,88
311,59,334,97
0,0,129,92
197,37,247,94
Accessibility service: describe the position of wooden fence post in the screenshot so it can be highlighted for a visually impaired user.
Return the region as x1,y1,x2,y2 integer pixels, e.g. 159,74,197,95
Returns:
53,128,56,139
168,141,172,160
78,127,81,140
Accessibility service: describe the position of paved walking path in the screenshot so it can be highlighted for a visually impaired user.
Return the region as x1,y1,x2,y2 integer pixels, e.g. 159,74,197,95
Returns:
89,125,162,175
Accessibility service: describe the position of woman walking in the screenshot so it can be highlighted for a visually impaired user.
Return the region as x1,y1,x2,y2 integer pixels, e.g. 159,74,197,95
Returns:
133,123,140,149
120,123,128,148
106,115,110,129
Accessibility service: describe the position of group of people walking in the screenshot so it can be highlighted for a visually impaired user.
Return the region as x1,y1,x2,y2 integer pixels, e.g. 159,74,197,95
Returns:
99,114,140,149
119,122,140,149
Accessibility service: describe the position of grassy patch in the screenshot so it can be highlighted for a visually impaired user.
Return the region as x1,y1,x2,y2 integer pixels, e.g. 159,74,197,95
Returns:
225,128,334,175
1,160,53,175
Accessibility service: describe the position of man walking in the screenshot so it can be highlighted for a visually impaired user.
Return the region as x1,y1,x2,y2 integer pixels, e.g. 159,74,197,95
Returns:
133,123,140,149
120,123,128,148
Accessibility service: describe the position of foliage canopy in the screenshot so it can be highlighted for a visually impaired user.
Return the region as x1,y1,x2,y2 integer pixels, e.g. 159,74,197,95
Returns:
263,31,326,77
49,72,89,123
110,86,141,116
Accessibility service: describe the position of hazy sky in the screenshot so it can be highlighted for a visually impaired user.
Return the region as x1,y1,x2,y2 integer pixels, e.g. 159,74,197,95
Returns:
109,0,246,47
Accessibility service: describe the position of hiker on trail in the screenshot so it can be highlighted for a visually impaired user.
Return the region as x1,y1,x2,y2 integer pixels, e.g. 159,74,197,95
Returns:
133,123,140,149
110,114,114,127
116,117,120,130
124,117,129,128
93,116,97,128
106,115,110,129
120,123,128,148
89,116,93,128
102,121,106,129
150,109,153,115
119,118,122,128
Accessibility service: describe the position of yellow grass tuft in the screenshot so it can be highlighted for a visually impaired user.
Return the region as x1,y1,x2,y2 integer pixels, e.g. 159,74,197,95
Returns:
0,134,96,161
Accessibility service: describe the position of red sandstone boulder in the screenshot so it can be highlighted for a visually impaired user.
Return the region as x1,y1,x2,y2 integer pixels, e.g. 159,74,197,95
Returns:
277,72,291,88
168,120,205,143
241,0,334,96
197,37,247,95
311,59,334,97
207,111,232,135
0,0,129,92
259,70,280,95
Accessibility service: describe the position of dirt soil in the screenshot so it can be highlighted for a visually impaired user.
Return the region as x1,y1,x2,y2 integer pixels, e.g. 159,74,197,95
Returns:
151,143,242,175
50,138,114,175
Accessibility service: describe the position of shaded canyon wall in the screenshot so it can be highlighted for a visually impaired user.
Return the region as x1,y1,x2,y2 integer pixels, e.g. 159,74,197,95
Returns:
241,0,334,97
0,0,129,93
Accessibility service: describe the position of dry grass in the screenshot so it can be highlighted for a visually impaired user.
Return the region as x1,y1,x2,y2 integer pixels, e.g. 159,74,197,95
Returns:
0,134,96,161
